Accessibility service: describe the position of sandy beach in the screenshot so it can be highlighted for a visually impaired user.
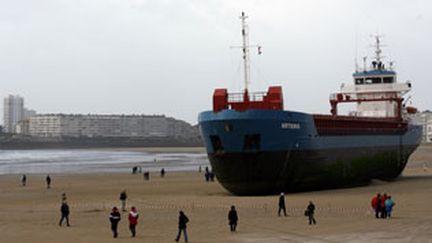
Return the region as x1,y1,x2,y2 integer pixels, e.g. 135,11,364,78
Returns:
1,145,432,243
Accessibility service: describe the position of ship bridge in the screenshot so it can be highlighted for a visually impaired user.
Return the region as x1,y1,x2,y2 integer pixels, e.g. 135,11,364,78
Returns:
330,35,414,119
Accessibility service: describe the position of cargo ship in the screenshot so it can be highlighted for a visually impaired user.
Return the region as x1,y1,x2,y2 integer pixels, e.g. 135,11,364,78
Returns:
198,12,422,195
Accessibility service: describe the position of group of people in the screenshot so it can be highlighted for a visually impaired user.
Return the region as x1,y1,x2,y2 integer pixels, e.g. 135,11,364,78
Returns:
109,206,140,238
371,193,395,219
204,166,215,182
20,174,52,189
278,192,316,225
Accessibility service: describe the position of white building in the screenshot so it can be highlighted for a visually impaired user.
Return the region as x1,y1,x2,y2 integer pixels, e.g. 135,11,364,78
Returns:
410,111,432,143
27,114,196,138
427,120,432,143
3,95,24,133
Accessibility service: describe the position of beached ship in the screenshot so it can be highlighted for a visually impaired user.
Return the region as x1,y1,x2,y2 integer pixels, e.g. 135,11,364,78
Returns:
198,13,422,195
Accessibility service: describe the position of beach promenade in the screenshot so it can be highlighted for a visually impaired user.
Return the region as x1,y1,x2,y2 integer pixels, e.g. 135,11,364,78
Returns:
1,145,432,243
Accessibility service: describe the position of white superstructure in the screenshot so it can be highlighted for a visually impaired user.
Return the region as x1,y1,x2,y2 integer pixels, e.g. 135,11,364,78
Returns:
331,35,412,118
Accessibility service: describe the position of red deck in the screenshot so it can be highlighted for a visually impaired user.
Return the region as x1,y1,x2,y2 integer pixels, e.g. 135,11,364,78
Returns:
213,86,283,112
313,114,408,135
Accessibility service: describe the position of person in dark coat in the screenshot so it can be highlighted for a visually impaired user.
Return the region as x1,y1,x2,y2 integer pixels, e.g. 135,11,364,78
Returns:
278,192,287,216
120,190,127,212
161,168,166,177
59,202,70,226
46,175,51,189
306,201,316,225
109,207,121,238
175,210,189,242
21,174,27,186
228,205,238,232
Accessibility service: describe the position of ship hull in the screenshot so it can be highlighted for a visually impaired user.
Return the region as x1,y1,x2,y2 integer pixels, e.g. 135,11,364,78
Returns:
198,109,422,195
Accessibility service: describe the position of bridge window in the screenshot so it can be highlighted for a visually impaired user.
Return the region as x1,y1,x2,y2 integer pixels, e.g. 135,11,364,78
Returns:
355,78,364,84
365,77,382,84
383,77,394,83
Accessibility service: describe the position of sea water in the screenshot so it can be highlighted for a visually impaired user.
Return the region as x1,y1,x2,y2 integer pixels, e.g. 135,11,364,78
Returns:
0,149,209,174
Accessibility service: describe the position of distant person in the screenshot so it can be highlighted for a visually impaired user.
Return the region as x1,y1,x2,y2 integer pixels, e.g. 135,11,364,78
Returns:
120,190,128,212
138,166,142,173
204,171,210,182
128,206,139,237
371,193,381,218
305,201,316,225
144,171,150,180
175,210,189,243
59,202,70,227
46,175,51,189
380,193,388,218
109,207,121,238
132,166,137,174
21,174,27,186
161,168,165,177
278,192,287,216
61,192,67,203
385,196,395,218
228,205,238,232
198,166,202,173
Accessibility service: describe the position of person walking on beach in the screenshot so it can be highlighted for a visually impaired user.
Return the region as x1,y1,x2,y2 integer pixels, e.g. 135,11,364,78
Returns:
385,196,395,218
305,201,316,225
278,192,287,216
228,205,238,232
46,175,51,189
175,210,189,243
59,202,70,227
371,193,381,218
161,168,165,177
380,193,388,218
128,206,139,237
21,174,27,186
120,190,127,212
109,207,121,238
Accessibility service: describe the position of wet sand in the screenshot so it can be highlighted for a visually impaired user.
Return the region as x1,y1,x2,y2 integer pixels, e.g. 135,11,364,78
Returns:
1,144,432,243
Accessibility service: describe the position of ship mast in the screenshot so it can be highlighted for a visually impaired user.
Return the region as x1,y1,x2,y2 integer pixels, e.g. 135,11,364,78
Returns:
372,34,385,67
240,12,250,92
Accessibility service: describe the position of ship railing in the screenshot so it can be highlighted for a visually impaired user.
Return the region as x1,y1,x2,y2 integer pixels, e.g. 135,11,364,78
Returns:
227,91,266,103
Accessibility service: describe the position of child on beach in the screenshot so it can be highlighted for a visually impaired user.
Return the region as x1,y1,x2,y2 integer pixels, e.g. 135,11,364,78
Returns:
109,207,121,238
128,206,139,237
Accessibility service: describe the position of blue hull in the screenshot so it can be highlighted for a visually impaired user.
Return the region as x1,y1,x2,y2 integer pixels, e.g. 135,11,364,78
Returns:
198,109,422,195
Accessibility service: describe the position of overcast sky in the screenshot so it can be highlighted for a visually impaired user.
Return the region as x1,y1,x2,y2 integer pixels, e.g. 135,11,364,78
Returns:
1,0,431,125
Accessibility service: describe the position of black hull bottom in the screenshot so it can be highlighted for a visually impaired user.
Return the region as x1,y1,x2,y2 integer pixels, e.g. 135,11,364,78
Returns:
208,145,419,195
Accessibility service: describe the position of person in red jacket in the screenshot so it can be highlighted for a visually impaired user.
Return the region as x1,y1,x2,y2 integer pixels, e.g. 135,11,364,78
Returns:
371,193,381,218
128,206,139,237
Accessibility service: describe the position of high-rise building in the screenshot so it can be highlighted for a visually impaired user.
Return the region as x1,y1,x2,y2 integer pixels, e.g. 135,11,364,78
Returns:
3,95,24,133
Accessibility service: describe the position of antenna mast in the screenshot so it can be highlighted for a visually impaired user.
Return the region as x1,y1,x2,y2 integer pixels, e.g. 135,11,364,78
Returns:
373,34,384,63
240,12,250,91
